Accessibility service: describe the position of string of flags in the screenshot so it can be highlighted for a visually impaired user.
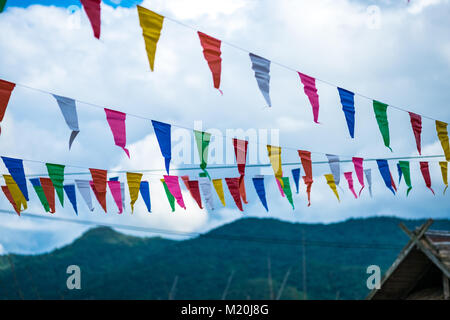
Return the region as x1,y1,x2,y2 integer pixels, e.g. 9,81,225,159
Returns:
1,152,448,216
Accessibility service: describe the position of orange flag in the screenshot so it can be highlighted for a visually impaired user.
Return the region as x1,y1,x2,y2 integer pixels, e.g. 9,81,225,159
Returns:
89,168,107,212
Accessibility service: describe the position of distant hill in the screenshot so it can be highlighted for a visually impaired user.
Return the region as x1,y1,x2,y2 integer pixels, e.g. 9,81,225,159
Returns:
0,216,449,300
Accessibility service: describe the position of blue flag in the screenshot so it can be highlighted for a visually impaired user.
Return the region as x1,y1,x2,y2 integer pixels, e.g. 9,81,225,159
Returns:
337,87,355,138
249,53,271,107
397,162,403,185
151,120,171,175
64,184,78,215
376,159,395,195
291,168,301,194
140,181,151,212
1,156,28,200
252,176,268,212
109,177,119,181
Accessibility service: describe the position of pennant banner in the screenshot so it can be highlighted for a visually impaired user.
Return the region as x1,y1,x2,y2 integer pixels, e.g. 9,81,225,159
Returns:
137,5,164,71
2,185,20,215
252,176,268,212
46,163,65,207
326,154,340,186
291,168,300,194
373,100,392,151
267,145,283,186
298,150,313,206
30,178,50,212
181,175,190,190
212,178,226,207
420,161,435,195
298,72,320,123
344,172,358,199
199,176,214,210
436,120,450,161
233,138,249,203
64,184,78,215
337,87,355,138
105,108,130,158
4,174,27,213
225,177,243,212
281,177,294,210
198,32,222,93
75,179,94,211
53,95,80,149
409,112,422,155
152,120,171,174
275,177,285,197
376,160,395,195
324,174,340,202
127,172,143,213
0,79,15,136
1,156,28,201
140,181,152,212
397,163,403,185
194,130,212,178
80,0,101,39
364,169,373,197
108,180,123,214
187,180,202,209
161,178,175,212
352,157,364,196
249,53,271,107
398,161,412,196
439,161,448,194
164,175,186,210
39,177,55,213
89,168,107,212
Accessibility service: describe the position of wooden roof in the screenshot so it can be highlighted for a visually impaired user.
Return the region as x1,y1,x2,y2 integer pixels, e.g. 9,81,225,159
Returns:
367,220,450,300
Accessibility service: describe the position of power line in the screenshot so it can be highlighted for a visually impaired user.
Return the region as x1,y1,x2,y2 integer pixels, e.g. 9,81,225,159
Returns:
0,208,403,250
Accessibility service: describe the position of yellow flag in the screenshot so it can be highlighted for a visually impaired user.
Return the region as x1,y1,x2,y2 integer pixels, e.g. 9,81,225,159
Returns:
324,174,340,202
126,172,143,213
267,145,283,186
439,161,448,194
212,179,226,206
436,120,450,161
3,175,27,211
137,5,164,72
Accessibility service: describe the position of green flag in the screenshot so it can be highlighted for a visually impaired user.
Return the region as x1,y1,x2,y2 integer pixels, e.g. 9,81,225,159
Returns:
32,185,50,212
0,0,7,13
398,161,412,196
46,163,65,206
194,130,211,178
281,177,294,210
373,100,392,151
161,179,175,212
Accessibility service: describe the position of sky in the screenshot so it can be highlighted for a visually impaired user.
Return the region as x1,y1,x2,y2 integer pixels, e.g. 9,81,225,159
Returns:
0,0,449,254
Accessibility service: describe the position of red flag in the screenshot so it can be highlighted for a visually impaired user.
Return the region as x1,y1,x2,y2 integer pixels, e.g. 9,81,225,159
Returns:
298,150,313,206
409,112,422,155
80,0,101,39
0,79,15,136
89,168,107,212
1,186,20,215
40,177,55,213
420,162,435,195
187,180,203,209
198,31,222,93
233,138,248,204
181,175,190,190
225,177,243,211
389,170,397,192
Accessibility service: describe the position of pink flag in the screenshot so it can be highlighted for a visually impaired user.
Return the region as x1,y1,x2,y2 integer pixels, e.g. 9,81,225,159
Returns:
298,72,320,124
344,172,358,199
409,112,422,155
420,162,435,195
108,180,123,214
80,0,101,39
105,108,130,158
352,157,365,196
163,175,186,209
276,178,285,197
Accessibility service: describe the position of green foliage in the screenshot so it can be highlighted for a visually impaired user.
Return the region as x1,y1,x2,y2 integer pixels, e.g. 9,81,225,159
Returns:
0,217,449,300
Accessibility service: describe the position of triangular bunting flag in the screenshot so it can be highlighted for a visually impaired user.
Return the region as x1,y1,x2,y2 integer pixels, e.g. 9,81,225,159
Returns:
409,112,422,155
126,172,143,213
1,156,28,201
324,174,340,202
352,157,364,196
140,181,152,213
151,120,171,174
252,176,268,212
298,150,313,206
63,184,78,215
3,174,27,213
53,94,80,149
398,161,412,196
89,168,107,212
137,5,164,71
39,177,55,213
164,175,186,210
281,177,294,210
2,185,20,215
420,161,435,195
326,154,340,186
108,180,123,214
225,177,243,212
364,169,373,197
199,176,214,210
249,53,271,107
291,168,301,194
373,100,392,151
267,145,283,189
337,87,355,138
212,178,226,207
376,160,395,195
233,138,248,203
194,130,211,178
436,120,450,161
198,32,222,93
344,172,358,199
0,79,15,136
46,163,65,207
181,175,190,190
397,163,403,185
298,72,320,123
187,180,202,209
439,161,448,194
80,0,101,39
30,178,50,212
161,178,175,212
275,177,285,197
75,180,94,211
105,108,130,158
